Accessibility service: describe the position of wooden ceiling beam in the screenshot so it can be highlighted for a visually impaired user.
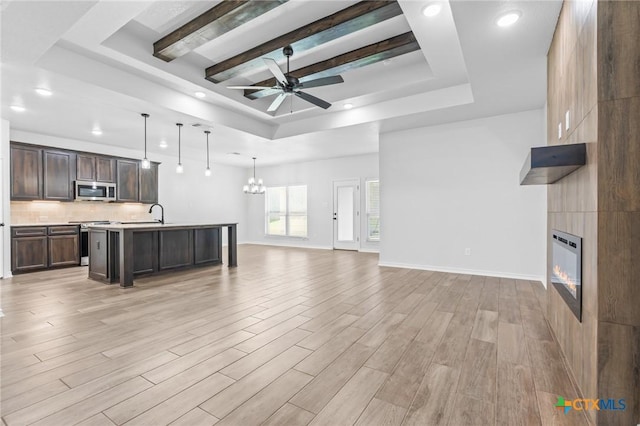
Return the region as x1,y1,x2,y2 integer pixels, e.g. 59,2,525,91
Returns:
153,0,288,62
244,32,420,99
205,0,403,83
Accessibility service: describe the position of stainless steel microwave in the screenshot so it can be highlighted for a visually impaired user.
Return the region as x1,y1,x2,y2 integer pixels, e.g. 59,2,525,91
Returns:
75,181,116,202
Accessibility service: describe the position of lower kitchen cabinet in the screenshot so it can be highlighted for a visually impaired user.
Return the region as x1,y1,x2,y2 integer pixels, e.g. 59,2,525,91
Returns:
12,236,48,273
11,225,80,274
49,234,79,267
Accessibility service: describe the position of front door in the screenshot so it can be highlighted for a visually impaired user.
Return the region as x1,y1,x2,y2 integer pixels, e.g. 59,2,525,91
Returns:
333,179,359,251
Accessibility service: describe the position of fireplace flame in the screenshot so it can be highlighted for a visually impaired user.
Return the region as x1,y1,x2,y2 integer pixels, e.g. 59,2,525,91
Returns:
553,265,578,298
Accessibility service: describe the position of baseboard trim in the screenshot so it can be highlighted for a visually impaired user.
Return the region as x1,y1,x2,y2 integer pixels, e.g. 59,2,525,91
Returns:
358,248,380,253
240,241,333,251
377,261,545,283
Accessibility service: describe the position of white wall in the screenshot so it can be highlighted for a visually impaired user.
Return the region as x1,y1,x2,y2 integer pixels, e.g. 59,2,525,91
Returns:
379,109,547,282
9,130,248,243
2,119,11,278
245,153,379,251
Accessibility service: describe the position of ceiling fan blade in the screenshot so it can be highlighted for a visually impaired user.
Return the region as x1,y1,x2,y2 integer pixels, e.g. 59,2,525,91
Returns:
267,93,287,112
297,75,344,89
227,85,275,90
263,58,288,86
294,91,331,109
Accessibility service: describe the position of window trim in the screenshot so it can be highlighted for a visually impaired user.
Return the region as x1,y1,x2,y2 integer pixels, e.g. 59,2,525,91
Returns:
365,178,380,242
265,184,308,238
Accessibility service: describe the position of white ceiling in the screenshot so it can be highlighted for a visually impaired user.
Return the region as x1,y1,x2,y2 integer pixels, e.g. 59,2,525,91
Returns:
0,0,561,167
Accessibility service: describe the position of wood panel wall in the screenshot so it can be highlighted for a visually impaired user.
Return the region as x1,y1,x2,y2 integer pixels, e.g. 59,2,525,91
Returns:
547,1,640,424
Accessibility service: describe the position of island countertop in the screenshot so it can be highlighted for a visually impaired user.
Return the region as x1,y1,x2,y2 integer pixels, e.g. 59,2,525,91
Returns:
87,222,237,230
87,222,238,287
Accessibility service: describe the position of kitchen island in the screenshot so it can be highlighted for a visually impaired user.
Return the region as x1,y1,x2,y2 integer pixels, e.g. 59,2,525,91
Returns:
87,223,237,287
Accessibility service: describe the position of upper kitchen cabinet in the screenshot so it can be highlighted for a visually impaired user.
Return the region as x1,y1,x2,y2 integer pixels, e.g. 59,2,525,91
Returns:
139,162,159,204
77,154,116,183
10,144,43,200
117,159,139,202
43,149,76,201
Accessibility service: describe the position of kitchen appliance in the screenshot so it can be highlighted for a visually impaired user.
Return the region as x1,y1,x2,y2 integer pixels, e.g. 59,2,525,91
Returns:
75,181,116,202
69,221,111,265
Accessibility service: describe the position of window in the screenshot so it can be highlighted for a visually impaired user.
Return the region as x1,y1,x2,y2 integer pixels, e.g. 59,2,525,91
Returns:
266,185,307,237
366,179,380,241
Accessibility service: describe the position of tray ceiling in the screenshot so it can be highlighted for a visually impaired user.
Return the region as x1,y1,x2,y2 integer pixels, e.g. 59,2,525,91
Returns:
1,0,562,166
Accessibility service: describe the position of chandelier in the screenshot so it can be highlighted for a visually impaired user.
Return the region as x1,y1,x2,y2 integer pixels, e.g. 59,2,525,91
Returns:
243,157,265,194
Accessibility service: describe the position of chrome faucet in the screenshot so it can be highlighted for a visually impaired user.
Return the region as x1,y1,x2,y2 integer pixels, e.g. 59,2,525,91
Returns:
148,203,164,224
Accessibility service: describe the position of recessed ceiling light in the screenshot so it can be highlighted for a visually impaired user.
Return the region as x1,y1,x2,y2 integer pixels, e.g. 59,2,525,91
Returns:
159,140,168,149
35,88,53,97
496,11,521,27
92,128,103,136
344,103,353,110
10,105,26,112
422,3,442,17
383,59,392,66
195,91,206,98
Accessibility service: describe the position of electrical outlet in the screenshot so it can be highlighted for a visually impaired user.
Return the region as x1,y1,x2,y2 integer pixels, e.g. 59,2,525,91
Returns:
465,248,471,256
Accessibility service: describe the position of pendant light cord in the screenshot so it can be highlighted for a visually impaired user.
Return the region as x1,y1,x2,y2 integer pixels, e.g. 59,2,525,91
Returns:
205,130,210,168
141,113,149,159
177,123,183,164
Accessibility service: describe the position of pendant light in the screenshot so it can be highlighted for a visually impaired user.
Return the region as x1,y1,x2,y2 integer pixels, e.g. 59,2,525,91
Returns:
243,157,265,194
141,113,150,169
176,123,184,174
204,130,212,177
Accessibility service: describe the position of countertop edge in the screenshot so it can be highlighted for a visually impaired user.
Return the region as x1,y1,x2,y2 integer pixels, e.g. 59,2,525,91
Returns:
87,223,238,230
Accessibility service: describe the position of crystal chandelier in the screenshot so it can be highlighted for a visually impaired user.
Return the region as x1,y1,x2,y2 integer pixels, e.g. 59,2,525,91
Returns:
243,157,265,194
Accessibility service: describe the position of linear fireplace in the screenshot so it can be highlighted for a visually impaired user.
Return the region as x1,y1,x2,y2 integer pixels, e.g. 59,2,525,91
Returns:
551,230,582,321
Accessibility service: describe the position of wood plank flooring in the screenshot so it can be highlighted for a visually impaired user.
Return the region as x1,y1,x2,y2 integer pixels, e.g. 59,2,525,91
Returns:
1,245,586,425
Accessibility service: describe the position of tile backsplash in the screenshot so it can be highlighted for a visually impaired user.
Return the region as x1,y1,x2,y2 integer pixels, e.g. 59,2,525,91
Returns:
11,201,153,224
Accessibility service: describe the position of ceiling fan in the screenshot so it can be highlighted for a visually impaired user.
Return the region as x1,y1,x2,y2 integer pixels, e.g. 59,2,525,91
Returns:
228,45,344,113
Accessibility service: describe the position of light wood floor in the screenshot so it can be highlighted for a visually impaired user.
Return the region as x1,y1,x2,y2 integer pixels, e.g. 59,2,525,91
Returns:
1,245,586,426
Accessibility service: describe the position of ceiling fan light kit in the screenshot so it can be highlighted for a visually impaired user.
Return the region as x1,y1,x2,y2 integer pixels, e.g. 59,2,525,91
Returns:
228,45,344,113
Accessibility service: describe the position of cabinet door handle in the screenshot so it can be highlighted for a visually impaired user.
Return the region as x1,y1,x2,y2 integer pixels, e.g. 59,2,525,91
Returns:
97,241,100,250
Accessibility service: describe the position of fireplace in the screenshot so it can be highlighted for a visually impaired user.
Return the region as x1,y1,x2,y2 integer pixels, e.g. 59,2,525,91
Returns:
551,230,582,321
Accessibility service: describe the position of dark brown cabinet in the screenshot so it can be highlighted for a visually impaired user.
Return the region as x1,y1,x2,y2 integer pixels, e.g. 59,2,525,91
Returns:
77,154,115,183
159,229,193,270
11,227,48,273
117,159,139,202
88,230,108,280
11,142,158,204
43,149,75,201
48,226,79,267
133,231,157,274
10,145,43,200
11,225,79,273
194,227,221,265
139,162,159,204
96,156,116,183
